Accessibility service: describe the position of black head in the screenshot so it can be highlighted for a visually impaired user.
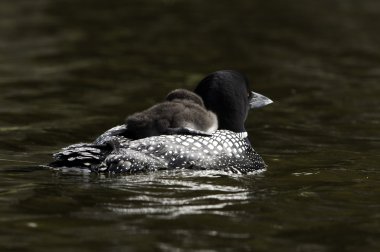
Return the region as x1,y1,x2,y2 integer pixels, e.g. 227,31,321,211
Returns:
194,70,272,133
166,89,205,107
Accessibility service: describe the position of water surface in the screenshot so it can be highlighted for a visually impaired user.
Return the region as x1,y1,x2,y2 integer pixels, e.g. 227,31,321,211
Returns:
0,0,379,251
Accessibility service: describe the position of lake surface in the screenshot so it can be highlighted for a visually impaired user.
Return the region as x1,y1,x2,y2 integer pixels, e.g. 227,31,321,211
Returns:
0,0,379,251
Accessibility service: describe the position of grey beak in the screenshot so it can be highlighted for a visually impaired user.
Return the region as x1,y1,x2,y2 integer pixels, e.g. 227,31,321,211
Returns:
249,91,273,109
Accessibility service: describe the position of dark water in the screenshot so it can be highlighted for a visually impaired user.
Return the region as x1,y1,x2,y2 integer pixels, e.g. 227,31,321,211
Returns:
0,0,379,251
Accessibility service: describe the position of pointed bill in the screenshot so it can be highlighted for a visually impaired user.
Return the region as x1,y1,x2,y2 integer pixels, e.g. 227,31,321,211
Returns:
249,91,273,109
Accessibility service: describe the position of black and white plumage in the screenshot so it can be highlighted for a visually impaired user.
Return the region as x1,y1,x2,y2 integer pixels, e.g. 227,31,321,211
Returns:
124,89,218,139
50,70,273,174
95,127,264,174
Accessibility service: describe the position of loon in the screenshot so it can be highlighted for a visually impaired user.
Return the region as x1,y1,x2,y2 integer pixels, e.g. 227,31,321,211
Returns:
50,70,273,174
124,89,218,139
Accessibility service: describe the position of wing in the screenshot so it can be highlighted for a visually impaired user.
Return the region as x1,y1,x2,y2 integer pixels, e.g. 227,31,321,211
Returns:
93,130,266,174
50,126,266,174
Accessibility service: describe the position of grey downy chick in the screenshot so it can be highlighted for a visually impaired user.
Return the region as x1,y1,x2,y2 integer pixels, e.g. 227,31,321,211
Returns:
124,89,218,140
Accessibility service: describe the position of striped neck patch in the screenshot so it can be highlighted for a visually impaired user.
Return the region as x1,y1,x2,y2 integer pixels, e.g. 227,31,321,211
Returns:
236,132,248,139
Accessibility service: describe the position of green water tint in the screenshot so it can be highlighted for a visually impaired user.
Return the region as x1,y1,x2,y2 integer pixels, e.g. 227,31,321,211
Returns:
0,0,379,251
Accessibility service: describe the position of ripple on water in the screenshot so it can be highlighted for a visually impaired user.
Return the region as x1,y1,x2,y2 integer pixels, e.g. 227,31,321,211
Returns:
83,170,265,218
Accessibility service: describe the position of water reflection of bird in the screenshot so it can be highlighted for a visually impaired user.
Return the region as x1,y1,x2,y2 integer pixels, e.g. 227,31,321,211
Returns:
50,70,273,174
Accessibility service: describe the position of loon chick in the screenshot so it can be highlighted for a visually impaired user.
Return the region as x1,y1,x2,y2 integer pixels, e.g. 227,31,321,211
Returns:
124,89,218,139
50,70,273,174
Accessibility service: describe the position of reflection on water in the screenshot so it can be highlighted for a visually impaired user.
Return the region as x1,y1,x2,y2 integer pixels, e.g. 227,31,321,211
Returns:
103,170,256,217
0,0,380,251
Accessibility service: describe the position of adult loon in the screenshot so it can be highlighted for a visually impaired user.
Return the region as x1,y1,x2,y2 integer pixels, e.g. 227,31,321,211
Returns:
50,70,273,174
125,89,218,139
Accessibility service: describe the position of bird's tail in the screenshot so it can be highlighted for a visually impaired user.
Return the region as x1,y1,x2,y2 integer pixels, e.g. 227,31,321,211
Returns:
49,125,130,170
49,143,112,169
